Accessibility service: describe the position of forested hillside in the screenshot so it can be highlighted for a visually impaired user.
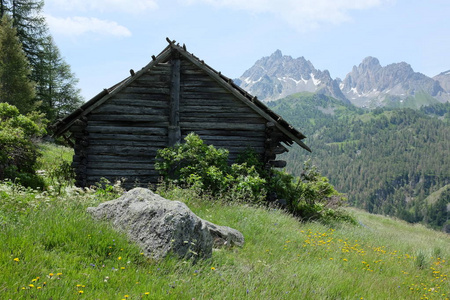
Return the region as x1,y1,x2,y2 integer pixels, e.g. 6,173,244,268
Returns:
268,93,450,231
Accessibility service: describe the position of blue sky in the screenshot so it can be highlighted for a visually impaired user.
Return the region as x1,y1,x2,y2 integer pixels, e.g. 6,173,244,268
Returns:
43,0,450,100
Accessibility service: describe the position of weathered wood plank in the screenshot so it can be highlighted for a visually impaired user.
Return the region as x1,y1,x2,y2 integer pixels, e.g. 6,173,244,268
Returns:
182,86,231,94
201,140,264,148
88,133,168,142
180,116,265,124
89,139,167,147
91,105,168,115
87,145,161,155
181,80,221,88
128,81,168,88
179,105,254,114
180,122,266,131
122,86,170,94
183,129,265,138
109,95,169,104
191,135,265,142
179,111,262,119
88,114,168,123
86,125,168,135
180,92,240,101
87,121,169,128
169,58,181,146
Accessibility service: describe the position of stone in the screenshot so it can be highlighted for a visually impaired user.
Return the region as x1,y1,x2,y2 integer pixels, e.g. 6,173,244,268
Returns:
87,187,244,260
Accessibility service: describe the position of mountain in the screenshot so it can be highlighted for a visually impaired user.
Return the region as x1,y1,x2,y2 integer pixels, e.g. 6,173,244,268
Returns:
234,50,349,103
434,70,450,92
235,51,450,109
341,57,450,108
268,93,450,231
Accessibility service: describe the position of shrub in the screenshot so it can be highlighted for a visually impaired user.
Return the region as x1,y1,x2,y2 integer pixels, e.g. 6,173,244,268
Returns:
0,103,46,188
269,161,352,223
155,133,266,202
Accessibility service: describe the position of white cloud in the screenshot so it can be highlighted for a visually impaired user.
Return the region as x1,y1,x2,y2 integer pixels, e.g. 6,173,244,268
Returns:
45,15,132,37
183,0,391,30
48,0,158,14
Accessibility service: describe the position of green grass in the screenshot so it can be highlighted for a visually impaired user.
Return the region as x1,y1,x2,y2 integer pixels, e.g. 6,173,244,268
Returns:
1,144,449,299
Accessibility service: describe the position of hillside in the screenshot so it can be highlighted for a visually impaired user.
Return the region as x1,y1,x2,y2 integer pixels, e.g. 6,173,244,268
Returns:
1,179,450,299
268,93,450,231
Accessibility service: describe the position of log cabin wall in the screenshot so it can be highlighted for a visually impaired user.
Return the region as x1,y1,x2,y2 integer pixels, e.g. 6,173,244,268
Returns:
71,63,171,188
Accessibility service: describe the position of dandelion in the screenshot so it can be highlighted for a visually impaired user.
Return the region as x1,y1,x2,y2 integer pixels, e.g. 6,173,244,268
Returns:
13,257,20,262
124,295,129,298
29,284,35,288
118,256,122,260
78,290,84,294
57,273,62,276
37,287,42,290
144,292,150,295
211,267,216,270
121,267,125,270
49,273,54,277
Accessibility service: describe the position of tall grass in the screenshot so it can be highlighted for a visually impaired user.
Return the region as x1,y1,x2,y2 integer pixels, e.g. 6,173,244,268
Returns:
1,144,449,299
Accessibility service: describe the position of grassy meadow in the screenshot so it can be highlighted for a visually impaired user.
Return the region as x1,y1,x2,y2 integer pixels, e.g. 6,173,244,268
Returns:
1,144,449,299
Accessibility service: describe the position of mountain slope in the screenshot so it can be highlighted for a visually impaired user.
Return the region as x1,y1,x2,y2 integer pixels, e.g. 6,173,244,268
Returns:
235,50,348,103
268,94,450,231
434,70,450,92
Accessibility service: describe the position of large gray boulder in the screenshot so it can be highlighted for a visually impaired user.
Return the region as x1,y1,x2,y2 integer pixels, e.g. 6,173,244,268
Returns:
87,188,244,260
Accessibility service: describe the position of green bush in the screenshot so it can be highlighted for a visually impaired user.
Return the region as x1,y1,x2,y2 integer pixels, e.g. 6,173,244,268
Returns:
269,161,353,223
155,133,266,202
0,103,46,188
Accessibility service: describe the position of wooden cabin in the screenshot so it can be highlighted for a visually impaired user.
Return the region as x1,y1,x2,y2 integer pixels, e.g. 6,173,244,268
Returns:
53,38,311,189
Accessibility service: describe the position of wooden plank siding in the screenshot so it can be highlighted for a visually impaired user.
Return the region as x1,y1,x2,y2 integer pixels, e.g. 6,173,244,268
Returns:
76,64,170,188
179,58,267,158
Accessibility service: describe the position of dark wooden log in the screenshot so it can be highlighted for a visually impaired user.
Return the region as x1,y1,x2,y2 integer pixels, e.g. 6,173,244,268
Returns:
86,145,160,156
180,122,266,131
88,114,168,123
109,97,169,107
88,133,167,142
91,105,168,115
86,125,168,135
89,139,167,147
168,58,181,146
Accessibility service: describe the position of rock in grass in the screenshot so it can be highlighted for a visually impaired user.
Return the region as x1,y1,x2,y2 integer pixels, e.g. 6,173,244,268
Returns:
87,188,244,260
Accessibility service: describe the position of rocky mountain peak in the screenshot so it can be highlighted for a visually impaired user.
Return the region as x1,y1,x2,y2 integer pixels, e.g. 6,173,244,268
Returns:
236,51,348,103
235,51,450,108
360,56,381,71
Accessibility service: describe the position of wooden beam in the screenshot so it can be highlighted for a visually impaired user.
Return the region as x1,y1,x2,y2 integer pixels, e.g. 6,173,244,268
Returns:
168,58,181,146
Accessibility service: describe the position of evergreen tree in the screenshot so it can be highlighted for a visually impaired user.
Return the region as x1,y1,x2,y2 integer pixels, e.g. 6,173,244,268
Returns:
37,36,83,121
0,15,35,113
2,0,83,122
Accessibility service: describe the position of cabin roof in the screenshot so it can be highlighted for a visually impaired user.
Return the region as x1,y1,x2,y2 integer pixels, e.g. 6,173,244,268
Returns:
53,38,311,152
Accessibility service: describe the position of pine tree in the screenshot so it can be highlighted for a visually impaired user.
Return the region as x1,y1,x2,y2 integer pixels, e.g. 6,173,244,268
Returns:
37,36,83,121
0,15,35,113
2,0,83,122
